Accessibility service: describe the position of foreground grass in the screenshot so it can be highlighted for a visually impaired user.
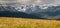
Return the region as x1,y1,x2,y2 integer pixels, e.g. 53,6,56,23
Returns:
0,17,60,28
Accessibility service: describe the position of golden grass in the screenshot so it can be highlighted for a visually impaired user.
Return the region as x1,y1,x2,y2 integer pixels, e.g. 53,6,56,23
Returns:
0,17,60,28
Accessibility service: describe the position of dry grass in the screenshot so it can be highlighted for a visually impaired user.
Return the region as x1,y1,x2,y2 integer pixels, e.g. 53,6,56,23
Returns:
0,17,60,28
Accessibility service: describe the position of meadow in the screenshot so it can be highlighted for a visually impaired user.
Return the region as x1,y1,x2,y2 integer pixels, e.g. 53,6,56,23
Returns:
0,17,60,28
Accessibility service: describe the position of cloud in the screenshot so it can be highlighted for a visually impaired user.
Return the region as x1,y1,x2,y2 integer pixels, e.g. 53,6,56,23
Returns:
42,0,60,4
16,0,60,5
16,0,43,4
0,0,60,5
0,0,16,4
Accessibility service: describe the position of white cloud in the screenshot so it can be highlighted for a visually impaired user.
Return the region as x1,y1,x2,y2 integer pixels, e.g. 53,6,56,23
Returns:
0,0,60,5
16,0,60,5
0,0,16,4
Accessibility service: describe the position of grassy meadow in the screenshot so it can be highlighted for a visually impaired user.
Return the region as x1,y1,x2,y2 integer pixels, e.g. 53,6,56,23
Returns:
0,17,60,28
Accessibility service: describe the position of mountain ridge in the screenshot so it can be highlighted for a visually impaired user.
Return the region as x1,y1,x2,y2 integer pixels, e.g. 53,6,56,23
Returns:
0,4,60,19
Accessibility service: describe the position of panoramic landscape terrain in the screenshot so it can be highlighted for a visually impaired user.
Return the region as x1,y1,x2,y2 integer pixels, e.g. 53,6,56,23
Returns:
0,0,60,19
0,0,60,28
0,17,60,28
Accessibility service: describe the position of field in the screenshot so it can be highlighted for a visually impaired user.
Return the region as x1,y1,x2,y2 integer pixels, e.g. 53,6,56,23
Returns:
0,17,60,28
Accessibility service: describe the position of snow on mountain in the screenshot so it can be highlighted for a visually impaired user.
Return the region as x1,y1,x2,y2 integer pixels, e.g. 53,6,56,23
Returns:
0,4,60,13
0,4,60,19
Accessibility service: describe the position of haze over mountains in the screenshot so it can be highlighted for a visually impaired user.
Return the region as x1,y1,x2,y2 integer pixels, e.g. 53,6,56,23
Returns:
0,4,60,19
0,0,60,19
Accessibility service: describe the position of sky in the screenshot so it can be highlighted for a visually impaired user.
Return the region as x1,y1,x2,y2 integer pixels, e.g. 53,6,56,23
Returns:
0,0,60,5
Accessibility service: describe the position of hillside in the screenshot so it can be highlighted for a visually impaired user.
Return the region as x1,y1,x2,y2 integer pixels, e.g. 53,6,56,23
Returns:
0,17,60,28
0,5,60,19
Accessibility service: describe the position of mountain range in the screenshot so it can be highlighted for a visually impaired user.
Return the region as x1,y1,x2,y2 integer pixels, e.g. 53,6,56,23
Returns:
0,4,60,19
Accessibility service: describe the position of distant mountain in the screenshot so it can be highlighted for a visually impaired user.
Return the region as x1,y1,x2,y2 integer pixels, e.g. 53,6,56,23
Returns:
0,4,60,19
36,5,60,19
0,11,45,19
